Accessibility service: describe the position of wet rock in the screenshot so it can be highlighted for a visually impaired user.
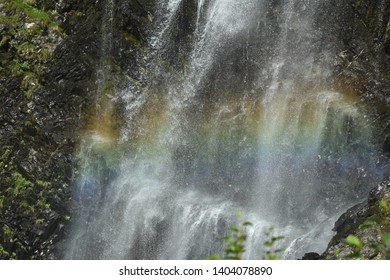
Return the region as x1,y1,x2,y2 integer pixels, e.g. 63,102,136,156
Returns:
384,134,390,154
301,252,321,260
322,179,390,259
0,0,105,259
368,180,390,204
332,201,373,240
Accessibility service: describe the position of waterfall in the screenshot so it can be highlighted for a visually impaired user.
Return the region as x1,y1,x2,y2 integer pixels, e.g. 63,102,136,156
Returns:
65,0,387,259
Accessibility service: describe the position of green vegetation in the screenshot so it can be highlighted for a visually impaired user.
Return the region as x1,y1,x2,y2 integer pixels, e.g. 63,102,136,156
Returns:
263,226,284,260
324,185,390,260
8,0,54,24
0,147,55,259
344,232,390,260
121,31,142,48
221,220,253,260
0,244,16,260
121,31,149,53
207,218,252,260
329,197,390,259
207,215,284,260
345,234,363,258
2,171,51,215
0,0,64,95
383,233,390,259
211,210,390,260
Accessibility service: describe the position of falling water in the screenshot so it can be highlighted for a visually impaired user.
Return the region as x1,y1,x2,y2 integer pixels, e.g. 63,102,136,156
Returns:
65,0,387,259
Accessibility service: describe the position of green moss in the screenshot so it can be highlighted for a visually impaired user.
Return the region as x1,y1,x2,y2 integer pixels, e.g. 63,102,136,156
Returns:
17,42,35,51
13,172,32,189
40,48,51,60
121,32,142,48
103,79,114,95
36,180,49,188
379,199,390,213
345,235,362,250
37,199,50,210
20,200,35,214
24,120,33,127
359,218,376,230
34,218,45,225
0,35,10,47
2,225,15,237
352,0,364,9
2,149,11,159
24,88,33,99
139,67,148,76
0,14,19,30
8,60,23,76
2,172,34,203
0,141,58,259
20,72,38,89
0,244,10,259
8,0,54,25
0,0,64,96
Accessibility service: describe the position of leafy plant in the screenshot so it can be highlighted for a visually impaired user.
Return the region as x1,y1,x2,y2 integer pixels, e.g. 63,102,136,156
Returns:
383,233,390,260
345,235,363,249
207,215,285,260
221,220,253,260
206,213,252,260
0,244,17,260
34,218,45,225
379,199,390,213
13,172,32,189
0,245,10,259
263,226,284,260
345,234,363,259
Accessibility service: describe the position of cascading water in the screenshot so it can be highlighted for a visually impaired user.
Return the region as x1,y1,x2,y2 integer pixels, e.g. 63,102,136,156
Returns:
65,0,387,259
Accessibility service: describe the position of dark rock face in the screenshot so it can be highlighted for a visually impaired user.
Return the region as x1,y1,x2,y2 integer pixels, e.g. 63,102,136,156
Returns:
312,2,390,162
0,0,104,259
301,252,322,260
332,202,371,239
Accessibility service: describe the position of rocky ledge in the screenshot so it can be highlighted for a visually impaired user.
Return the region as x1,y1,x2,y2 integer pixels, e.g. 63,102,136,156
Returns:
303,179,390,260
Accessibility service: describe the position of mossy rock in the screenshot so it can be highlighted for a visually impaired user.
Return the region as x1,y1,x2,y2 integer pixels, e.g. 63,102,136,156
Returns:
323,180,390,259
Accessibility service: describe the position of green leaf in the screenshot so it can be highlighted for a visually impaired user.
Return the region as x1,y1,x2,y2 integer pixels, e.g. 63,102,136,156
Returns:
230,226,240,233
205,254,221,260
238,235,247,242
345,235,362,249
379,200,390,211
346,252,362,259
383,233,390,249
272,236,284,242
369,243,381,252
